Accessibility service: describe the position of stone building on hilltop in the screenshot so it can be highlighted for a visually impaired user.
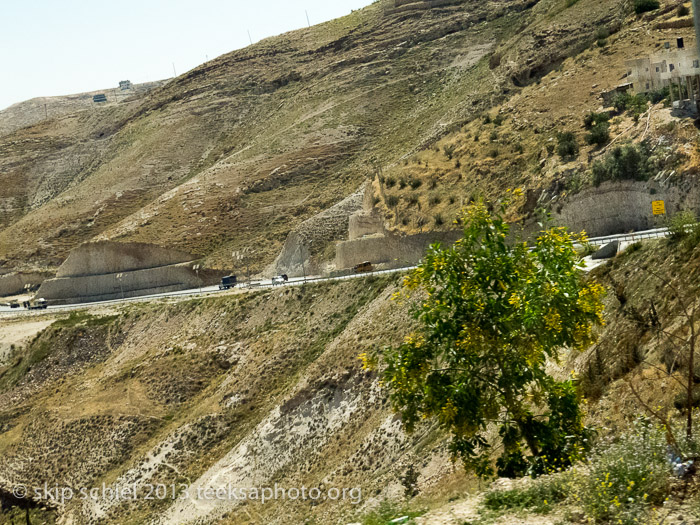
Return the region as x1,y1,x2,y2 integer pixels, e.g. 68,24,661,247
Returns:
625,37,700,105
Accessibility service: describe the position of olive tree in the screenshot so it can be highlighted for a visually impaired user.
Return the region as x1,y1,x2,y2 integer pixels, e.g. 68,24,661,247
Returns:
367,196,605,477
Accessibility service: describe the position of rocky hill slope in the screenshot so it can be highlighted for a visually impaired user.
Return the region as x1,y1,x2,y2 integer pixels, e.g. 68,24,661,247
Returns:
2,235,700,524
0,0,627,275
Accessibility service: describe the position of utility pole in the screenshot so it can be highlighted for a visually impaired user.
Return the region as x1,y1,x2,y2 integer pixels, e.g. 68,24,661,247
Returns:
172,62,177,77
305,10,311,28
694,0,700,58
193,264,202,294
116,273,125,300
248,30,253,46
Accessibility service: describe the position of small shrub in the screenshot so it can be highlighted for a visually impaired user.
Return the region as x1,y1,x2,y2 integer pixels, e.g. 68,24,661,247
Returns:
634,0,660,14
443,144,456,160
668,210,698,241
407,194,419,207
398,178,407,189
489,147,500,158
483,113,491,124
678,4,690,17
483,474,570,515
385,195,399,207
595,27,610,40
409,178,422,190
429,195,442,206
574,419,670,524
557,131,579,159
385,176,396,188
591,142,653,185
400,464,420,499
586,122,610,146
647,86,669,104
490,131,499,142
584,112,610,129
493,114,504,126
454,159,461,169
433,213,444,226
514,142,524,154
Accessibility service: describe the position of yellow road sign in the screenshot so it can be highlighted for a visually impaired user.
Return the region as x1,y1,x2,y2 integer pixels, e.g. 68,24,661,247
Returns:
652,200,666,216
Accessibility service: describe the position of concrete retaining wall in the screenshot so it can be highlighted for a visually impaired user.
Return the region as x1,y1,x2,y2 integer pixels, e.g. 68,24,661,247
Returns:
56,241,195,278
548,180,700,237
0,272,51,298
37,263,227,305
335,230,462,270
268,188,365,277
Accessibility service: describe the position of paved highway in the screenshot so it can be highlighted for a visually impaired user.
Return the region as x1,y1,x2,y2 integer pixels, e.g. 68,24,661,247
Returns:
0,227,671,317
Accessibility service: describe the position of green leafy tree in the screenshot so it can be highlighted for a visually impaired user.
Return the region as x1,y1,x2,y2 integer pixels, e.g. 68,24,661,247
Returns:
369,196,605,478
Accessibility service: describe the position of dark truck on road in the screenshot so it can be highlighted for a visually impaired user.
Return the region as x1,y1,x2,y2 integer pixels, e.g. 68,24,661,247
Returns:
219,275,237,290
22,298,48,310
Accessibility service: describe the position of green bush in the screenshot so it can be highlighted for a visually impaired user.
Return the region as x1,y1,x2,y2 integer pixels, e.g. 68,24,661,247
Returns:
586,122,610,146
646,86,669,104
634,0,660,14
612,93,648,116
591,142,654,185
584,112,610,129
668,210,698,242
574,419,670,524
557,131,579,159
483,474,570,515
385,195,399,207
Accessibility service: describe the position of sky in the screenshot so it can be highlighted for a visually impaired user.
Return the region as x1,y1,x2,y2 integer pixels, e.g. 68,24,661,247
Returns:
0,0,375,110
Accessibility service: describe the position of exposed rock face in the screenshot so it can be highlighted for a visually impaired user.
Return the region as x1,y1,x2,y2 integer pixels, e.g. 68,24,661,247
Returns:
36,241,226,304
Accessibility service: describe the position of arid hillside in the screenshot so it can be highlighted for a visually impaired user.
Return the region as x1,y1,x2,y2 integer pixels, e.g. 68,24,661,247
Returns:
0,0,628,275
2,235,700,524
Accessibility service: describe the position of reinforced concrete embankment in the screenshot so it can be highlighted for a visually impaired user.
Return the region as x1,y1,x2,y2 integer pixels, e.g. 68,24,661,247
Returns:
36,241,227,304
335,230,462,270
0,272,52,298
547,179,700,237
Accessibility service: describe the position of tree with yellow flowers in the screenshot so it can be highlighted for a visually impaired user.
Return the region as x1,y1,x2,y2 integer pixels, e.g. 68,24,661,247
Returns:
375,196,605,478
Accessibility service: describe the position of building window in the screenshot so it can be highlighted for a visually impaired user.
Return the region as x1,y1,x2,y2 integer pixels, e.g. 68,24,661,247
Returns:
694,60,699,68
670,63,675,71
678,38,685,49
656,67,660,72
646,83,650,90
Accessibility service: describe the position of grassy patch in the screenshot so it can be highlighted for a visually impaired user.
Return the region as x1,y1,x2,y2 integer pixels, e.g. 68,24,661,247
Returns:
355,501,425,525
53,311,119,328
482,474,570,516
